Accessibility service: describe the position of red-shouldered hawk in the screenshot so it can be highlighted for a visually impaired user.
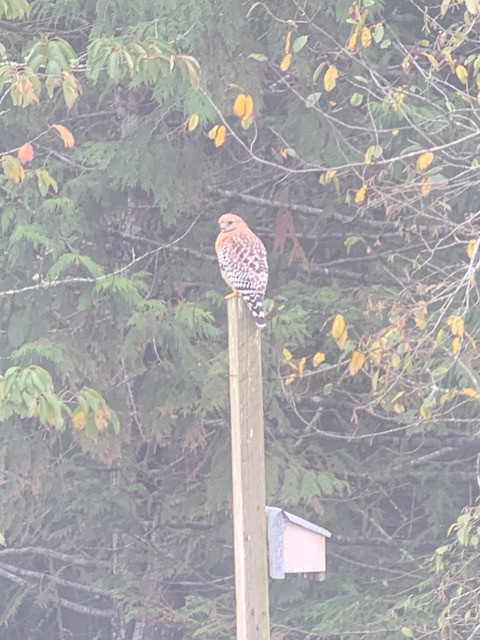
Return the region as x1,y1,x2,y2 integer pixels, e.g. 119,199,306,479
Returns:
215,213,269,329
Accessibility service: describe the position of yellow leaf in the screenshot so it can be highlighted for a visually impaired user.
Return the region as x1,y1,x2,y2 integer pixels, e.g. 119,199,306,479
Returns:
332,314,346,339
361,26,372,48
332,313,348,350
243,94,254,121
391,88,405,112
283,347,293,362
72,409,87,430
424,52,439,69
391,353,402,368
280,53,292,72
444,50,455,70
370,340,383,365
440,388,456,405
452,336,462,354
208,125,219,139
319,169,337,185
463,387,480,399
401,56,411,73
414,300,428,329
324,64,339,92
477,73,480,91
95,409,109,431
214,125,226,147
421,176,431,197
187,113,199,131
355,185,367,204
466,0,480,14
233,93,247,118
416,151,434,172
285,372,296,385
420,403,432,420
313,351,326,366
455,64,468,85
393,403,405,414
50,124,75,148
467,239,478,258
348,31,358,51
298,356,306,378
285,30,292,54
447,314,464,338
240,115,254,130
2,155,25,184
349,349,365,376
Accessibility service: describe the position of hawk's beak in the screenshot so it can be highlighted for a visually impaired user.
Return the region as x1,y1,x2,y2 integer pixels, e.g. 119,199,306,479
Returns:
219,222,226,230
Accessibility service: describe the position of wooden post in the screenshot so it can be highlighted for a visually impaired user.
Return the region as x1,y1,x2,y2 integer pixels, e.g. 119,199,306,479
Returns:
227,295,270,640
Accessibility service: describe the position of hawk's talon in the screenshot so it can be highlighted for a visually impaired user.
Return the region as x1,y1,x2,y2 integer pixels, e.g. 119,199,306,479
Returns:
225,291,241,300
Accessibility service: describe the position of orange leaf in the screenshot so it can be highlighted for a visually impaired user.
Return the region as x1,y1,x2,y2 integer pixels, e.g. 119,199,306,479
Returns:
18,142,34,164
50,124,75,148
348,31,358,51
214,125,226,147
420,176,431,197
280,53,292,72
234,93,247,118
243,94,254,121
285,31,292,54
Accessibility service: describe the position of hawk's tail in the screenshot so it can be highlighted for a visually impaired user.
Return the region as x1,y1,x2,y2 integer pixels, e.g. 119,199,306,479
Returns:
241,292,266,329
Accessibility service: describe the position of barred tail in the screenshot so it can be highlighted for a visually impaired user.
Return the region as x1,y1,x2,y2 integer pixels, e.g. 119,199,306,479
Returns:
241,291,266,329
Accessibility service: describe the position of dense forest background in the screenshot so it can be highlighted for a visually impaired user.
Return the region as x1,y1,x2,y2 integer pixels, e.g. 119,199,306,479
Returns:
0,0,479,638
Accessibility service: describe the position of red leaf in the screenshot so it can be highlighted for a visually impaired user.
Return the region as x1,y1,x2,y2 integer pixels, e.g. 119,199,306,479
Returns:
18,142,34,164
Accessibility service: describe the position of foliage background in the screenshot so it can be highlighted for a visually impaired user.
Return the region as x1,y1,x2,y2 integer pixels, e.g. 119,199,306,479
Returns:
0,0,479,638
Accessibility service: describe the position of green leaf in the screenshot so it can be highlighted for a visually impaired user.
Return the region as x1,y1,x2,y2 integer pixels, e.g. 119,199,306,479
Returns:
373,23,384,43
36,168,58,196
436,545,449,555
350,92,363,106
292,35,308,53
401,628,414,638
312,61,326,82
305,92,321,108
248,53,268,61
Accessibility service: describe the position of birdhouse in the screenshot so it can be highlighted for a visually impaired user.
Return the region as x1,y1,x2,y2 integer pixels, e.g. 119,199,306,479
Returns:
265,507,331,580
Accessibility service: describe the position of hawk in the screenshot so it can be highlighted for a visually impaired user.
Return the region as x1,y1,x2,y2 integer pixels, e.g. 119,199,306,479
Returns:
215,213,269,328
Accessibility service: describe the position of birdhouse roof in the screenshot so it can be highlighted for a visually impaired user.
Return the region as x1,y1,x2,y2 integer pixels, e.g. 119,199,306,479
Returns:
266,507,331,538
